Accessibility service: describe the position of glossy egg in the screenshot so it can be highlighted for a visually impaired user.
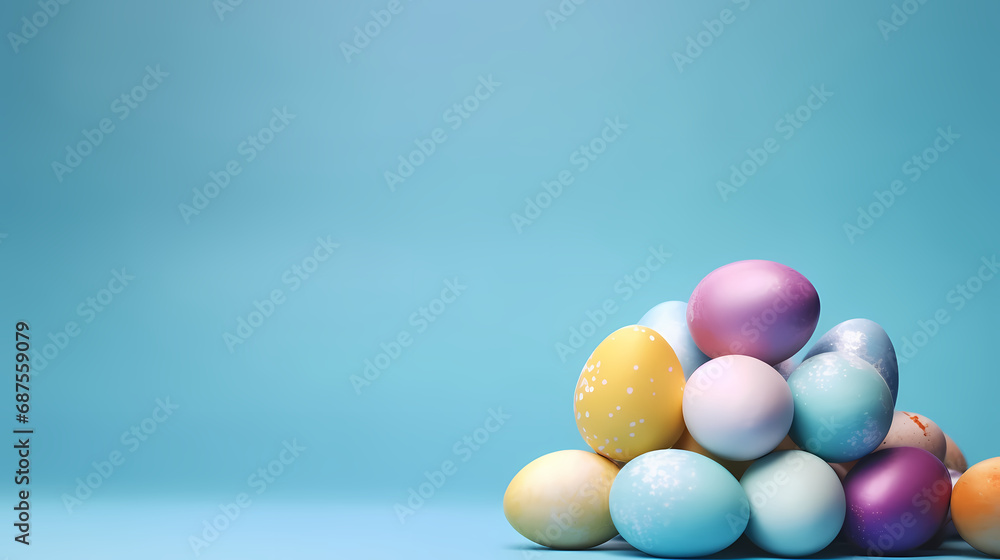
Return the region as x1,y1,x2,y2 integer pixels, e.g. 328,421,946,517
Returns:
638,301,709,379
574,326,686,462
843,447,952,554
687,260,820,365
504,450,620,549
609,449,749,557
787,353,894,462
876,411,947,461
741,450,846,556
944,433,968,472
683,355,793,461
804,318,899,404
952,457,1000,557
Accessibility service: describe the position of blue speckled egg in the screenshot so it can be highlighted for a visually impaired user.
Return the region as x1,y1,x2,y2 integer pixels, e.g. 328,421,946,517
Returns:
609,449,749,557
638,301,709,380
803,318,899,404
787,353,894,462
741,450,846,556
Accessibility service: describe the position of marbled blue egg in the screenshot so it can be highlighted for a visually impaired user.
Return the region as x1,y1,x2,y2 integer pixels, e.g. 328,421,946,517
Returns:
638,301,709,380
773,356,800,380
787,353,894,462
804,318,899,403
609,449,749,557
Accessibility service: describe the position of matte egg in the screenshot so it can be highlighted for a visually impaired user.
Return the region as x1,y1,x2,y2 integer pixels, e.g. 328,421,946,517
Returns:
504,450,620,549
843,447,951,554
638,301,710,379
804,318,899,404
610,449,749,557
952,457,1000,557
944,433,968,472
741,450,847,556
787,353,894,462
687,260,820,365
876,411,947,461
574,326,686,462
683,355,793,461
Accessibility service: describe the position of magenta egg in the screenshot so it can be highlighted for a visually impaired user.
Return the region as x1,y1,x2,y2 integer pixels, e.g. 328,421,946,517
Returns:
687,260,820,364
843,447,952,554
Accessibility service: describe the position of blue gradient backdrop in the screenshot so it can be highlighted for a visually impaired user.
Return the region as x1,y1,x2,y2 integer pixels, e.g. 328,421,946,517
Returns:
1,1,998,558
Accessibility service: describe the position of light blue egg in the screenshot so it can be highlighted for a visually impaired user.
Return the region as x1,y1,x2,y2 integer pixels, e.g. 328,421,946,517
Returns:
609,449,749,558
804,318,899,404
638,301,709,380
741,450,846,556
787,353,894,462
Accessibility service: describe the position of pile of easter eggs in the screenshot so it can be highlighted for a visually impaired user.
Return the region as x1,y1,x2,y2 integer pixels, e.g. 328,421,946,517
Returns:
503,259,1000,558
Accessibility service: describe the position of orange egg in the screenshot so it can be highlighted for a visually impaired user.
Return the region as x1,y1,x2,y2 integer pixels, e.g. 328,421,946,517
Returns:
672,426,752,479
952,457,1000,557
573,325,685,462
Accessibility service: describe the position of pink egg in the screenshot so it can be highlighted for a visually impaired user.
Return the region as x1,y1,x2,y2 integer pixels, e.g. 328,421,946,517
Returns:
687,260,820,364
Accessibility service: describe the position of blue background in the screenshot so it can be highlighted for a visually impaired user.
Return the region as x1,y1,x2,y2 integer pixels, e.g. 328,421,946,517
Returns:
1,0,998,558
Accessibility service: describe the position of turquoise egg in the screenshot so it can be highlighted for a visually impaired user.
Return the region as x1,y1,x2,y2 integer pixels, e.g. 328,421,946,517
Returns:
741,450,846,556
787,353,894,462
609,449,748,557
638,301,709,380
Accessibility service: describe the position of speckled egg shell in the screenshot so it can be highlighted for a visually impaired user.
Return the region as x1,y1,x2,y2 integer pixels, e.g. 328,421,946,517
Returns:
574,326,686,463
804,318,899,404
610,449,749,557
876,411,947,462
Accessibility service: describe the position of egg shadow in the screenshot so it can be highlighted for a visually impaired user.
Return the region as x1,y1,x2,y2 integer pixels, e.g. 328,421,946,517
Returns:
506,535,990,559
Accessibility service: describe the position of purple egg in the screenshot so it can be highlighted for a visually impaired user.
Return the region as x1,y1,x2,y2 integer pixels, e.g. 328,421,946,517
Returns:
843,447,952,554
687,260,820,365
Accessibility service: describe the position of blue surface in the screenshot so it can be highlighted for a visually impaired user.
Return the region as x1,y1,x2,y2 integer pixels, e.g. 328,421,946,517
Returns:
1,0,999,557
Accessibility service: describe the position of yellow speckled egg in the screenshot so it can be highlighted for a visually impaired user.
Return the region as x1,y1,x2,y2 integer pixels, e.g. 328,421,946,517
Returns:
503,450,620,549
574,325,686,462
